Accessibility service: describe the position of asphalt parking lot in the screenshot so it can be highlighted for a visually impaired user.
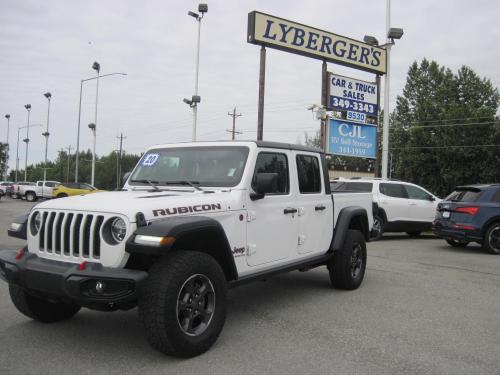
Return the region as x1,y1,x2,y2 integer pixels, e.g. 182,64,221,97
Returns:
0,197,499,374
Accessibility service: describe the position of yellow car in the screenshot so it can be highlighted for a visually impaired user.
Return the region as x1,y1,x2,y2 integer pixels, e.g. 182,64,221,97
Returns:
52,182,103,198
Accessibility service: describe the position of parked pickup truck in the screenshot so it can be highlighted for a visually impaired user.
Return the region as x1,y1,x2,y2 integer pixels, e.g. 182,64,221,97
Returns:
1,141,372,358
10,181,36,199
21,180,60,201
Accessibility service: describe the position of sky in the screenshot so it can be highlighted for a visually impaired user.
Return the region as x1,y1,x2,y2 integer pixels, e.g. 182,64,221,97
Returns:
1,0,500,171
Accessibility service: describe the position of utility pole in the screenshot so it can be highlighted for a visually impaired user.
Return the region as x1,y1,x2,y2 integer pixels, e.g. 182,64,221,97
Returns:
116,133,126,189
66,145,72,183
59,148,65,182
226,107,242,140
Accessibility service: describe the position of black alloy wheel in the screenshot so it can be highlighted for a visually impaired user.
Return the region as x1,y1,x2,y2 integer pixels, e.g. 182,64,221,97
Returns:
176,274,215,337
350,243,363,279
484,224,500,254
328,229,367,290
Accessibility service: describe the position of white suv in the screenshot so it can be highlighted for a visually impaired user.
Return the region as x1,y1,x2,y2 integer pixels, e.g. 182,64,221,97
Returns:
331,178,440,239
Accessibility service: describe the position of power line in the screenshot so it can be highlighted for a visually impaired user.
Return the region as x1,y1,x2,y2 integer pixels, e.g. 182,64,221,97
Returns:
393,115,498,126
390,144,500,150
391,120,499,129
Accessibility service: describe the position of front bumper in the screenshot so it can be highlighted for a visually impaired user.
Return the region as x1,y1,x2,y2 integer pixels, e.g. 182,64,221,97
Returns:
0,250,147,307
433,220,482,243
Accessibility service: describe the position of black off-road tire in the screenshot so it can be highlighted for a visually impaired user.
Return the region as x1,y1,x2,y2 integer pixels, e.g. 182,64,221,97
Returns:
483,223,500,255
9,284,81,323
139,251,227,358
371,215,385,240
328,229,367,290
446,239,469,248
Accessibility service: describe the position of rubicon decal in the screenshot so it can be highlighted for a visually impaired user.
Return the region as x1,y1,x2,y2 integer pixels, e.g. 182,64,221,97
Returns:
153,203,223,217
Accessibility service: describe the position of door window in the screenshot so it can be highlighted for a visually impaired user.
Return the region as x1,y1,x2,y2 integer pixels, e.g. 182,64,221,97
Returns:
405,185,432,200
379,183,407,198
252,152,289,194
45,182,56,187
296,155,321,193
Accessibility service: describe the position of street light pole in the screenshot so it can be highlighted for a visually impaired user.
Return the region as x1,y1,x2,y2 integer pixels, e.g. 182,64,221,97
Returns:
15,126,20,182
381,0,392,179
90,61,101,186
23,104,31,181
188,4,207,141
15,123,42,182
88,123,96,186
74,70,127,183
364,2,402,179
3,114,10,180
43,92,52,181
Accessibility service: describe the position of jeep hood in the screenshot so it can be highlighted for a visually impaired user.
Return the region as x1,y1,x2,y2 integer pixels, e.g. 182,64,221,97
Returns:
32,190,229,222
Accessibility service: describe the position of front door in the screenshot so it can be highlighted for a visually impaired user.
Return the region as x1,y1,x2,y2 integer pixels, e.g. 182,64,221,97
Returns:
246,150,298,267
404,184,438,222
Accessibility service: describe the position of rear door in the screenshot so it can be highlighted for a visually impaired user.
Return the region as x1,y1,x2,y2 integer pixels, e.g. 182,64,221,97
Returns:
293,152,333,255
377,183,410,222
43,181,58,198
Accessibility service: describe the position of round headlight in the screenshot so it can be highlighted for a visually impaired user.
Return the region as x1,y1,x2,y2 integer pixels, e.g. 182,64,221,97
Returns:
31,211,41,235
110,217,127,242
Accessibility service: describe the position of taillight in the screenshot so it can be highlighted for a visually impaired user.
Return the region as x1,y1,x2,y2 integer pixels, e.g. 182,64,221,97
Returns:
455,206,479,216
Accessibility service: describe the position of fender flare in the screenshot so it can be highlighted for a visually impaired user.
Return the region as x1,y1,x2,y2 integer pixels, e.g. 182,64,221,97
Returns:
331,207,369,253
8,213,29,240
126,216,238,281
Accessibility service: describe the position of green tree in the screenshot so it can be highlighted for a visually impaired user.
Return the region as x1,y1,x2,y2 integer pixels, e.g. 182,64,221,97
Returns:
10,150,141,190
390,59,500,196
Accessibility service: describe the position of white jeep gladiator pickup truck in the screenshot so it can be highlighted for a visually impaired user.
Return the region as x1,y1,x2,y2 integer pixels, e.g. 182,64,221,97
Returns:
1,141,372,358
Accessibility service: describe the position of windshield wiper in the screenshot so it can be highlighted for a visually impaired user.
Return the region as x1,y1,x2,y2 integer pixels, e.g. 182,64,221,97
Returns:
130,179,160,191
163,180,203,191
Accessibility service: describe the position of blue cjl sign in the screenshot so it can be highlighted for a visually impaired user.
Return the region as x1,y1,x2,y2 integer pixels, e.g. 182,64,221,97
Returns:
327,119,377,159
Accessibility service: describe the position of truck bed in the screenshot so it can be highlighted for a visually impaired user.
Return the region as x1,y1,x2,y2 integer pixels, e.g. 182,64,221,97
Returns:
332,191,373,229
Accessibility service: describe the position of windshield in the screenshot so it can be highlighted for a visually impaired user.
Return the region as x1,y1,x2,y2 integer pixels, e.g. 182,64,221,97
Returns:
129,146,250,188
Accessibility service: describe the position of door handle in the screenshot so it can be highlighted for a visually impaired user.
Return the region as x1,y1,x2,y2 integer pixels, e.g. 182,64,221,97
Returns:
283,208,298,214
315,205,326,211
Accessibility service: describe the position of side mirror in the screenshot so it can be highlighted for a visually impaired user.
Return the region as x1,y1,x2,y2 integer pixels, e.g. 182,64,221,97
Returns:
428,196,436,201
250,173,279,201
122,171,131,186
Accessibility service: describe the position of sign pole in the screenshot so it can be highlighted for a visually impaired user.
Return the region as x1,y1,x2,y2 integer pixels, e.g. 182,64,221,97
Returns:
257,46,266,141
374,74,381,176
321,61,328,151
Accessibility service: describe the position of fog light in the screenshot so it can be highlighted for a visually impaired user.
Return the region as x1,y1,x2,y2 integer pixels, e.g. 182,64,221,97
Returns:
95,281,105,294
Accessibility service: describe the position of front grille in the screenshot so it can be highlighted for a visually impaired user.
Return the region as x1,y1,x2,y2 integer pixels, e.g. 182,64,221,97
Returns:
37,211,105,260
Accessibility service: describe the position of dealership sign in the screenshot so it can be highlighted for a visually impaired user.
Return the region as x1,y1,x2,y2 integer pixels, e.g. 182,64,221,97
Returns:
328,73,378,116
247,11,387,75
327,119,377,158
